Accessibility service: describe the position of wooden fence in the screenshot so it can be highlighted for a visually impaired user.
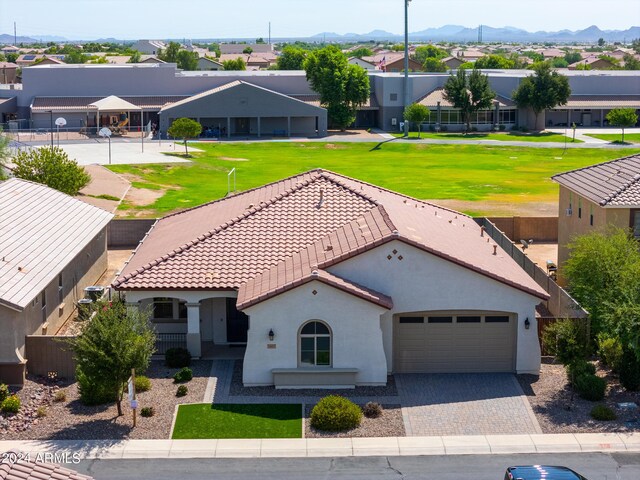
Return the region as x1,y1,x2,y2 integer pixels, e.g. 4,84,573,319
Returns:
25,335,76,380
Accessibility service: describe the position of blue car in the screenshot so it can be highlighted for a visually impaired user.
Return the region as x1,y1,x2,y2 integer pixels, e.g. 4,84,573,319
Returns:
505,466,588,480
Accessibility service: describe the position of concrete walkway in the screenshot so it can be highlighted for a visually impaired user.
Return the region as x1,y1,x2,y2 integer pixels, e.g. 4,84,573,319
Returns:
3,433,638,459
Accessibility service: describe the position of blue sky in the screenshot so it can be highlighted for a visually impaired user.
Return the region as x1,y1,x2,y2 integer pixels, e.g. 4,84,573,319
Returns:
0,0,638,40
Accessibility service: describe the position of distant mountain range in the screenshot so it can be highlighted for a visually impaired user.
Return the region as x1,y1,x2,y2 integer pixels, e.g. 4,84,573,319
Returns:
1,25,638,45
312,25,640,43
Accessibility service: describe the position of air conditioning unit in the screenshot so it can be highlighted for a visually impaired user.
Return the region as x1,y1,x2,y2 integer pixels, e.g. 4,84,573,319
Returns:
565,208,573,216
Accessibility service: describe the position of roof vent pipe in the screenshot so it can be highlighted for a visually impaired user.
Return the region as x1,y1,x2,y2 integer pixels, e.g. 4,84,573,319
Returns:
493,245,498,255
480,226,485,237
317,188,324,208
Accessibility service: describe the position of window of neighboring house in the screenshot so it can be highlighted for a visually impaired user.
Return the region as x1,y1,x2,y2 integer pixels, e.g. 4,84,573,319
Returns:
153,297,174,319
41,290,47,323
590,205,594,226
58,273,63,304
632,210,640,239
299,321,331,367
578,198,582,219
390,93,398,101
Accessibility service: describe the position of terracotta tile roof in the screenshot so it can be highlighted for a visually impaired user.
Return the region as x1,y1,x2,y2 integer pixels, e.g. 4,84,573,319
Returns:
552,153,640,207
417,87,515,108
115,170,548,303
0,450,93,479
31,95,189,112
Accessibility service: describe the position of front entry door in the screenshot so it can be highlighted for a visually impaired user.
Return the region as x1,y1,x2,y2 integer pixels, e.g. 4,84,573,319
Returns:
226,298,248,343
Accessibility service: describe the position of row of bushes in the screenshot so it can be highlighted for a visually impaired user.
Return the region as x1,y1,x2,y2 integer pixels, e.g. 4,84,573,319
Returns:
310,396,383,432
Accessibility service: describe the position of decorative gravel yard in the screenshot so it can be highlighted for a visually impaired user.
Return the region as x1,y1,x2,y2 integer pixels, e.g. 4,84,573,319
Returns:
171,403,302,439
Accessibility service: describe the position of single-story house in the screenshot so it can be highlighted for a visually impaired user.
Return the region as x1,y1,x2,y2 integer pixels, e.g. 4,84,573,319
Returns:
552,153,640,282
16,54,65,67
131,39,166,55
114,170,547,388
197,56,223,71
442,56,465,69
0,178,113,385
348,57,377,70
568,57,618,70
220,43,274,55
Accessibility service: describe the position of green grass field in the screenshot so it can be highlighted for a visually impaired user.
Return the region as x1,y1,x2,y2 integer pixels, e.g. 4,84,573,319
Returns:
585,133,640,144
390,131,578,143
108,142,638,217
171,404,302,439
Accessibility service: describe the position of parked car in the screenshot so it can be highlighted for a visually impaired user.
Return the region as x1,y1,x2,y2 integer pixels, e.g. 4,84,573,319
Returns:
505,466,588,480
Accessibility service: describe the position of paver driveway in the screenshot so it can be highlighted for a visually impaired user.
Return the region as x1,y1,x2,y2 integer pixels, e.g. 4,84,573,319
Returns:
396,373,542,436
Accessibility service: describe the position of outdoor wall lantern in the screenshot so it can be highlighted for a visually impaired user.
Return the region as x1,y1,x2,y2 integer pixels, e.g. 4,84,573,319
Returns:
524,318,530,330
268,329,275,341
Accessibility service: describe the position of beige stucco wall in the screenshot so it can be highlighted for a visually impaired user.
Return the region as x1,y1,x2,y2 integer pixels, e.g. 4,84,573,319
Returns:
557,185,631,283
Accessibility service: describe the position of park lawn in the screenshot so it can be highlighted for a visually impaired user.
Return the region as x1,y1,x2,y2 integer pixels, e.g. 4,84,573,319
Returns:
108,142,638,217
171,403,302,439
390,131,579,143
585,133,640,144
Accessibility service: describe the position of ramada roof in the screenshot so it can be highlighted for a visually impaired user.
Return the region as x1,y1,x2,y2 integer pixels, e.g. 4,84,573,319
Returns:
417,87,515,108
114,170,548,307
552,153,640,207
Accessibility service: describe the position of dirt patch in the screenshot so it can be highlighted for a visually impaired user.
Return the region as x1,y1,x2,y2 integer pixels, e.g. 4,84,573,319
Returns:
1,360,211,440
305,404,405,438
123,186,165,207
324,143,338,149
219,156,249,162
517,360,640,433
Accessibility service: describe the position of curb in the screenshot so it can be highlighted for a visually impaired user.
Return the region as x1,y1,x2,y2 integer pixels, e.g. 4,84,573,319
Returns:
2,433,639,460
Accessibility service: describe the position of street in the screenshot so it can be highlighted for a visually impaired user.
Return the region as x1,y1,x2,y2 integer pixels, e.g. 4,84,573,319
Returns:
72,453,640,479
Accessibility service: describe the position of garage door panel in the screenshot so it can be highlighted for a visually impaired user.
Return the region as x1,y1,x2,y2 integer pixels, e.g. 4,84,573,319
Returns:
395,313,515,373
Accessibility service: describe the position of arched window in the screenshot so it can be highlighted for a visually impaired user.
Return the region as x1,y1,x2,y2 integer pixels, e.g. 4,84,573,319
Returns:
299,321,331,367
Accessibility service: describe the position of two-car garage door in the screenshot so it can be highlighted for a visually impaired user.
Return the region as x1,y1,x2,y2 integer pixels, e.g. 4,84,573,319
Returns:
393,312,516,373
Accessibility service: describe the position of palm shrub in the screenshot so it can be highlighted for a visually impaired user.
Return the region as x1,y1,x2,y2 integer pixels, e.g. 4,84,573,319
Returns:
310,395,362,432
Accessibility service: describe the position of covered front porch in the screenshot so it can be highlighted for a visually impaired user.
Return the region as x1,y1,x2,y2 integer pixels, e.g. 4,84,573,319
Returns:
125,291,249,359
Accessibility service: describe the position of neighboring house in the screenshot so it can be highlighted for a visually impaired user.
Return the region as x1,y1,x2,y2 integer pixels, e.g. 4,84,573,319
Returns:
384,55,423,72
1,45,19,55
114,170,546,388
131,39,166,55
348,57,376,70
197,57,223,71
0,62,18,83
568,56,617,70
442,56,464,69
0,178,113,385
220,43,273,55
552,154,640,281
16,54,65,67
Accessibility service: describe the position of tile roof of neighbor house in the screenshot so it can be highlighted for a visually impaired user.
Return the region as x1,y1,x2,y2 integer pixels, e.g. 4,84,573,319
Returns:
31,95,190,112
552,153,640,207
417,87,515,108
0,451,93,480
114,170,548,306
0,178,113,311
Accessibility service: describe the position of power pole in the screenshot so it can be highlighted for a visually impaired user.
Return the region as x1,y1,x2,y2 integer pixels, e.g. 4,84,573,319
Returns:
14,22,17,45
403,0,411,137
269,22,271,45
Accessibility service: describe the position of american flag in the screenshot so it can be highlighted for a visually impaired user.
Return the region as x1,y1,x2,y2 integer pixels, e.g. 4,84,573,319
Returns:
379,56,386,72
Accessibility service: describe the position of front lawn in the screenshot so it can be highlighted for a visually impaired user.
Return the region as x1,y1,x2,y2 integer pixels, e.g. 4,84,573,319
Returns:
171,403,302,439
585,133,640,144
108,142,638,217
390,131,576,142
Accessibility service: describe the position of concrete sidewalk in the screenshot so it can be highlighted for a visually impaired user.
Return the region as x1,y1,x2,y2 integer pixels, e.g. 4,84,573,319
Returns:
3,433,639,459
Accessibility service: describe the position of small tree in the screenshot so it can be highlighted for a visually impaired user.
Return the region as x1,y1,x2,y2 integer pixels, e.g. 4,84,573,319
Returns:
606,108,638,143
222,58,246,71
70,300,156,415
443,68,495,132
127,51,142,63
158,41,181,63
512,62,571,130
598,37,606,47
242,46,253,54
167,118,202,156
12,146,90,195
403,103,429,137
276,46,307,70
422,58,447,72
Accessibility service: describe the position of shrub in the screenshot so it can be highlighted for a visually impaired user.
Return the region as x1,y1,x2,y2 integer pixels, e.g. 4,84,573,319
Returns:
173,367,193,383
0,384,9,403
362,401,383,419
134,376,152,393
310,395,362,432
76,367,116,405
53,390,67,403
590,404,617,421
140,406,155,417
176,385,188,397
440,125,448,132
36,406,48,418
575,374,606,401
542,319,589,366
499,124,506,131
619,348,640,391
470,126,478,132
165,348,191,368
1,395,21,413
566,360,597,386
597,334,623,372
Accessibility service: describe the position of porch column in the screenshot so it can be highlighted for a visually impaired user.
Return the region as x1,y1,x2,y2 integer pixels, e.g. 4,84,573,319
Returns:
186,302,201,358
287,116,291,137
257,116,261,138
600,109,604,126
227,117,231,139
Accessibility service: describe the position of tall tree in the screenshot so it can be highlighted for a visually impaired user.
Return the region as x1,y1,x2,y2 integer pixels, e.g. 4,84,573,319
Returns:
167,118,202,155
474,54,515,69
350,47,373,58
12,146,90,195
606,108,638,143
413,45,448,64
403,103,430,138
276,46,307,70
623,54,640,70
70,300,156,415
304,46,369,130
158,41,181,63
443,68,495,132
422,58,447,72
127,51,142,63
512,62,571,129
177,50,199,71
